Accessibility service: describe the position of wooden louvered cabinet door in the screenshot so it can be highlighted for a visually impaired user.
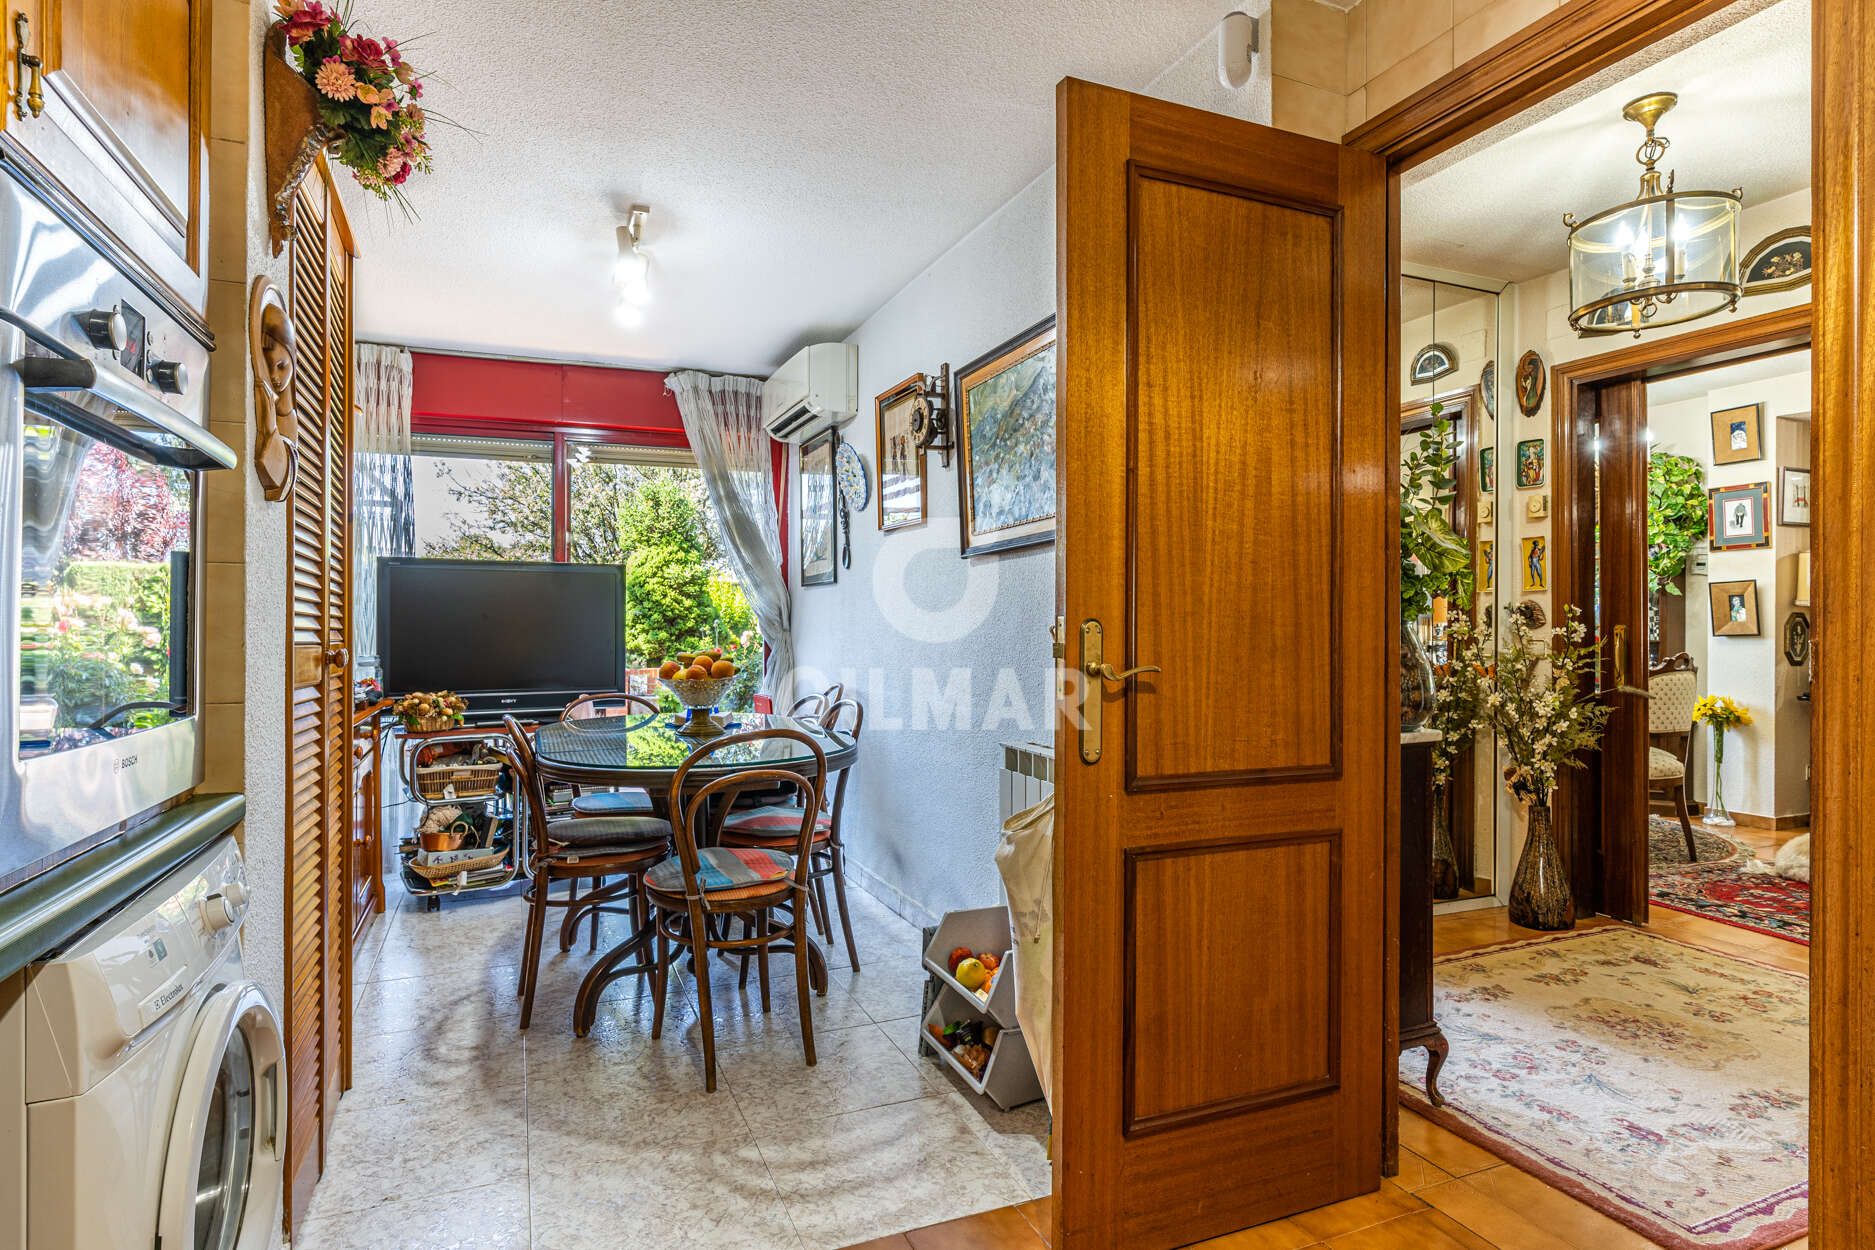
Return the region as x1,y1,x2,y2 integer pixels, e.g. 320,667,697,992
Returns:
282,159,357,1240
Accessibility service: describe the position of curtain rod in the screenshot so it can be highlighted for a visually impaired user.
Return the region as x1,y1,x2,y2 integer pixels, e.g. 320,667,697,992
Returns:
357,340,683,373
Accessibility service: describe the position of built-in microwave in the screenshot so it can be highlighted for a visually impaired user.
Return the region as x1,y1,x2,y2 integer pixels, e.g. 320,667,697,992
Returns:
0,168,231,888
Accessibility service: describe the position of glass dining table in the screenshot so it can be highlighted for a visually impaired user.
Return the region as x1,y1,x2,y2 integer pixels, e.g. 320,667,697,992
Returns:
527,710,858,1034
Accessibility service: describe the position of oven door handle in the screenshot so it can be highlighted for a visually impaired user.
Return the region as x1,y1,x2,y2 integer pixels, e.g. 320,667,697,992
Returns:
15,355,236,470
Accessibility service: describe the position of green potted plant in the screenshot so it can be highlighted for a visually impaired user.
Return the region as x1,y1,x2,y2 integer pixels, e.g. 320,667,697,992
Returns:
1648,451,1707,594
1400,415,1474,729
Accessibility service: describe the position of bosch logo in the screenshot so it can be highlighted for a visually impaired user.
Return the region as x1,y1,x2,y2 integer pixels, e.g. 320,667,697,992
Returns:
115,755,139,771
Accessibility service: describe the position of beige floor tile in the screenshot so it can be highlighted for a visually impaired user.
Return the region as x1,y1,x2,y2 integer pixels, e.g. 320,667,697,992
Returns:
344,1011,520,1110
295,1179,529,1250
1289,1181,1427,1241
307,1085,527,1219
722,1020,943,1136
527,1033,752,1152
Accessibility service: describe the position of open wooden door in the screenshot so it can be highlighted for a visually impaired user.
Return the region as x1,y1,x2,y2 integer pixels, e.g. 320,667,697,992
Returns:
1591,379,1650,922
1053,80,1390,1249
282,161,356,1239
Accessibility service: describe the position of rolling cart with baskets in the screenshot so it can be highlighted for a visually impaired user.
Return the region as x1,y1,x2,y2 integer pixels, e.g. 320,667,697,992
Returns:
394,725,530,911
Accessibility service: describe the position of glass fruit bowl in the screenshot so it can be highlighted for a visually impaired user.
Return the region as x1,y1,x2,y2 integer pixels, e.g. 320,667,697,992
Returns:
659,674,737,737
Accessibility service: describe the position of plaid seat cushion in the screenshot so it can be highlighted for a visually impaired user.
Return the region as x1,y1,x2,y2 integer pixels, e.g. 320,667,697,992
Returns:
645,846,794,896
546,814,669,849
571,789,654,816
721,803,831,836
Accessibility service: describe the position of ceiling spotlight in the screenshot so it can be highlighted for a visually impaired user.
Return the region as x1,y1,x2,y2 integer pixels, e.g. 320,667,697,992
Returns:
616,204,652,308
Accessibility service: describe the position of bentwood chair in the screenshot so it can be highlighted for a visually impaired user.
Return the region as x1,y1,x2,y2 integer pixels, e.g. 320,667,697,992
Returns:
720,697,864,969
786,692,827,720
504,715,671,1030
1647,653,1701,862
560,693,659,817
645,727,829,1091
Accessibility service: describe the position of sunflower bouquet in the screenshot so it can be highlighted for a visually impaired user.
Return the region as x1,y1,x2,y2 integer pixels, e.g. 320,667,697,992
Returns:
1693,694,1752,826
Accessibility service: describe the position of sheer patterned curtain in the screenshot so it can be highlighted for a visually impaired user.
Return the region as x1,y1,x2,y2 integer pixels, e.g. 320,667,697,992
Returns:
353,343,415,674
666,371,793,706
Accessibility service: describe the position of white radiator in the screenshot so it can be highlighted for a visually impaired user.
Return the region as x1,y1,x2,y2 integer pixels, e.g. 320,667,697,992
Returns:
998,741,1054,823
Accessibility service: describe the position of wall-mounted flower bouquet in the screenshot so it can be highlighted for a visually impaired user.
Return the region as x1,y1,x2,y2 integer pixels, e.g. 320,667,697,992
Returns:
272,0,433,204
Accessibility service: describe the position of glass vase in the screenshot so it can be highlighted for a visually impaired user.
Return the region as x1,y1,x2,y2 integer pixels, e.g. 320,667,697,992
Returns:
1401,626,1436,732
1705,726,1735,826
1508,802,1576,931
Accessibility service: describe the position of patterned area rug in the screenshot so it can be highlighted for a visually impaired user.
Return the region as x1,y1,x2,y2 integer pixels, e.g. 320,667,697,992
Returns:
1401,927,1809,1250
1649,816,1811,945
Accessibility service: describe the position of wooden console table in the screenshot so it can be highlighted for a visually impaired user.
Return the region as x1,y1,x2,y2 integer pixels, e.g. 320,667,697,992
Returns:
1399,729,1450,1107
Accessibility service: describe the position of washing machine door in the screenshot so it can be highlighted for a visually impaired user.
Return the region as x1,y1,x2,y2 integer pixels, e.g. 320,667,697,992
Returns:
157,982,286,1250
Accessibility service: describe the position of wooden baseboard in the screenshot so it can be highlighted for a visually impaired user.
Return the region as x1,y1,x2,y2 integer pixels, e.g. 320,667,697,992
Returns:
1727,811,1811,831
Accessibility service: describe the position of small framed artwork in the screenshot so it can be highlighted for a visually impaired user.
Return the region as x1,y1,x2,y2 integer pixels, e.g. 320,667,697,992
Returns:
1521,535,1547,592
1710,579,1761,637
955,317,1057,558
874,375,929,531
799,428,839,586
1481,540,1495,592
1783,611,1811,666
1515,349,1546,416
1479,447,1496,494
1411,342,1457,385
1710,403,1763,465
1779,466,1811,526
1708,481,1772,551
1515,438,1545,489
1741,226,1812,296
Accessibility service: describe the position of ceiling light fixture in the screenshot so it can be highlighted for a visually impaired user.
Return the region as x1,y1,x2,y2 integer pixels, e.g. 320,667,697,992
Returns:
615,204,652,309
1564,92,1742,338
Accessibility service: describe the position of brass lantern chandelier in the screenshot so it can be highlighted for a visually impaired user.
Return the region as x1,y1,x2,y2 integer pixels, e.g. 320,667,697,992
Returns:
1564,92,1743,337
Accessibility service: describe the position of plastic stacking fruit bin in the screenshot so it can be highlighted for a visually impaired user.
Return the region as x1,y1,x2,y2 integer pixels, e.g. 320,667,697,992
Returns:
920,982,1044,1110
923,905,1020,1029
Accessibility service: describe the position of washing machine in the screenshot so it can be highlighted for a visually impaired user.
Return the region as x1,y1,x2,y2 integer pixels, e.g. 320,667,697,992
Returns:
22,835,284,1250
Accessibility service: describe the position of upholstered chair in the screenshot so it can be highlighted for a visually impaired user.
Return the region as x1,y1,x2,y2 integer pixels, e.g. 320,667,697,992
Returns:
1647,654,1701,861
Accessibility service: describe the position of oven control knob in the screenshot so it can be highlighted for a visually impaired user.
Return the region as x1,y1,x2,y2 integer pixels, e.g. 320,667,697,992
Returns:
76,308,128,352
148,358,187,395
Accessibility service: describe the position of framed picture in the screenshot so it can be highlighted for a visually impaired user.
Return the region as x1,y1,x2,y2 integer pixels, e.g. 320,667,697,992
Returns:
1521,535,1547,592
1741,227,1812,296
1783,611,1811,666
874,375,928,531
799,428,839,586
1710,403,1763,465
1479,447,1496,494
955,317,1057,558
1411,342,1457,385
1515,349,1545,416
1481,540,1495,592
1708,481,1772,551
1515,438,1545,488
1710,579,1761,637
1779,466,1812,526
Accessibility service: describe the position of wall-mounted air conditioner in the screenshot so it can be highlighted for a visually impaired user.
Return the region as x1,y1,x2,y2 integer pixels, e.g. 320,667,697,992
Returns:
762,343,858,443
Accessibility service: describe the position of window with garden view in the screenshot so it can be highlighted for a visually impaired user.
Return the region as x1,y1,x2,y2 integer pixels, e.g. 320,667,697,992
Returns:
411,435,761,709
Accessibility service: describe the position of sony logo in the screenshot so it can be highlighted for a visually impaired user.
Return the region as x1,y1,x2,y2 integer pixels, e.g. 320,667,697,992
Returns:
115,755,139,771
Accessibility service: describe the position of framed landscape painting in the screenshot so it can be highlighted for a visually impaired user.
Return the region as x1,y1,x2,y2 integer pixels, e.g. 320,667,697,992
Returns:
874,374,928,531
955,317,1057,557
799,429,839,586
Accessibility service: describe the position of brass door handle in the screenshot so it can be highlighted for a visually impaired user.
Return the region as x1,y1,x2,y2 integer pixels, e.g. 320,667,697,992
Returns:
1609,624,1648,697
1086,662,1161,683
14,14,43,120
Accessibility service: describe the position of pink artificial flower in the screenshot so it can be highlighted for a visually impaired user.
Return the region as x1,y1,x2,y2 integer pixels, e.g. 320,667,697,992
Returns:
340,34,389,71
369,104,393,129
384,38,404,68
377,149,407,178
313,57,355,100
274,0,334,46
390,161,413,185
409,78,424,99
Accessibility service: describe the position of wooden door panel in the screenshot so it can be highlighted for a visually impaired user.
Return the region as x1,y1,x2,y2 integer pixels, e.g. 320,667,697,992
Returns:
52,0,195,222
1129,170,1339,786
1056,80,1388,1250
1594,379,1649,921
1126,833,1336,1129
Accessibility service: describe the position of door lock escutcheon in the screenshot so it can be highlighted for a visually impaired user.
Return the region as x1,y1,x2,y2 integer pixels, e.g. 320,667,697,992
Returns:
1077,619,1160,765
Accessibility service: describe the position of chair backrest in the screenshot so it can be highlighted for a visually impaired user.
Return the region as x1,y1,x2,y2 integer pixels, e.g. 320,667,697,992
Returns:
668,728,827,906
787,692,826,720
502,715,551,862
818,698,863,835
821,682,845,706
562,691,659,722
1647,653,1699,736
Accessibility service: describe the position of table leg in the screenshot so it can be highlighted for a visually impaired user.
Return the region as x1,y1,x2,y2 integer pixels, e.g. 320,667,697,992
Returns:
574,919,657,1038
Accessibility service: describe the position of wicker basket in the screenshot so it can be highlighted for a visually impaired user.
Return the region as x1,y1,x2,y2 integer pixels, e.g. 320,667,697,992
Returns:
407,847,506,882
404,714,462,734
414,760,502,802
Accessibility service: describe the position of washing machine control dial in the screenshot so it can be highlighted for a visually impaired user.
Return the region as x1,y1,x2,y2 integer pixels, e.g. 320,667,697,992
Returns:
200,889,242,933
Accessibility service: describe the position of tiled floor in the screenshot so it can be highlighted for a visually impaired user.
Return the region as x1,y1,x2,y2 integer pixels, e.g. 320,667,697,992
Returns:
868,847,1811,1250
300,871,1048,1250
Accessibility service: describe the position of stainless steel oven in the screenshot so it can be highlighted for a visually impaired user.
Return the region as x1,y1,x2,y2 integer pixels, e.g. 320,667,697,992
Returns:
0,167,231,886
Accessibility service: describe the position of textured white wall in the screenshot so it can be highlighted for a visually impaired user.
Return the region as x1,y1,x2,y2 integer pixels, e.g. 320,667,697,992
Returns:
790,20,1271,924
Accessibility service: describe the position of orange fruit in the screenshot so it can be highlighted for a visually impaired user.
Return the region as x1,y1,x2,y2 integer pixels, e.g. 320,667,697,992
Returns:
658,660,681,679
686,665,709,680
710,660,735,678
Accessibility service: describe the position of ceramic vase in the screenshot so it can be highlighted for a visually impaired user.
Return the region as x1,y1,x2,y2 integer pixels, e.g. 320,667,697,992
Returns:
1430,788,1460,900
1508,802,1575,930
1401,626,1436,732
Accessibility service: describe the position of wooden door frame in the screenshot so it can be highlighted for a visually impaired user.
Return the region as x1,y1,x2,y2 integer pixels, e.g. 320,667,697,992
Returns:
1347,0,1868,1235
1550,306,1812,920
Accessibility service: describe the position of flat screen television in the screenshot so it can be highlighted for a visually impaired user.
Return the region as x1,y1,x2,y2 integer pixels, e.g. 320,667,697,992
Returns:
377,558,625,716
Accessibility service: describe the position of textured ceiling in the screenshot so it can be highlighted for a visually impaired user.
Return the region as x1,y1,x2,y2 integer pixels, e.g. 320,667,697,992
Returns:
1401,0,1808,282
340,1,1241,375
1646,348,1810,407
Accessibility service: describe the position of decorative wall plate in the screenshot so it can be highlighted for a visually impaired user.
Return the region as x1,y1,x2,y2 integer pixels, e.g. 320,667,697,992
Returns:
1411,342,1458,385
1480,360,1497,418
1741,226,1812,295
1515,349,1546,416
835,440,870,511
